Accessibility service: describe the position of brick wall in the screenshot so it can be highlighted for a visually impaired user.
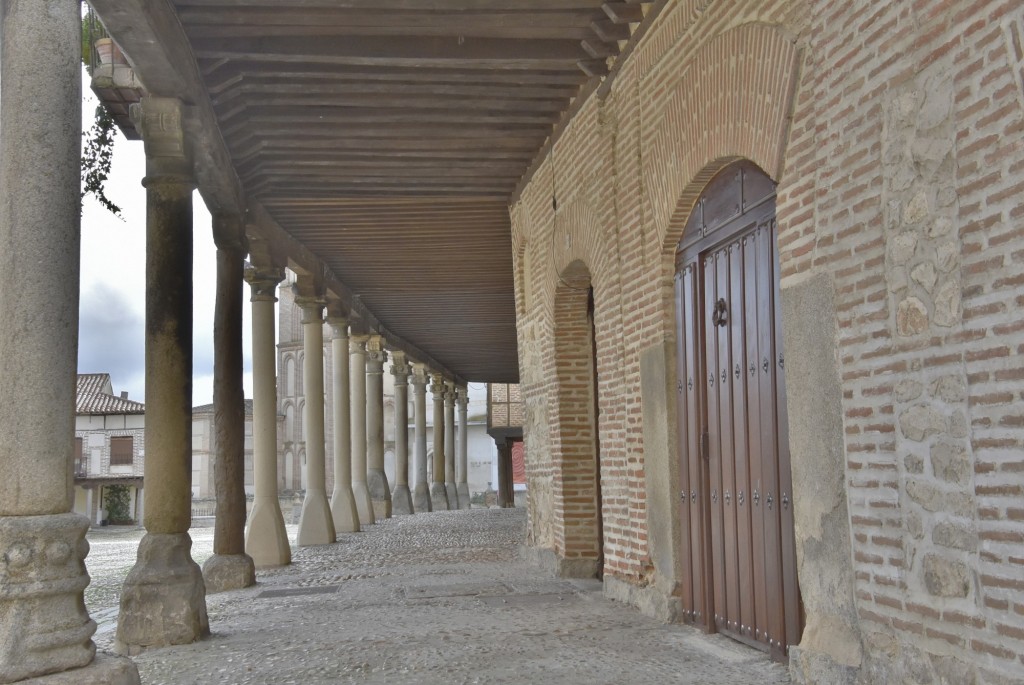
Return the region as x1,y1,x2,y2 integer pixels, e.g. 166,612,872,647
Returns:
512,0,1024,681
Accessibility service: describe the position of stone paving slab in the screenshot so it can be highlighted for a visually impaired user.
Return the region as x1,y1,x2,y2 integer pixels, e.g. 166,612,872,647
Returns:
86,509,791,685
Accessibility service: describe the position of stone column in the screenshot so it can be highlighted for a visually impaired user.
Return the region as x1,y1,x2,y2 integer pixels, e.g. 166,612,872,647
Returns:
243,264,291,567
295,293,336,546
456,385,472,510
328,313,360,533
410,364,432,513
444,382,459,509
116,97,208,654
350,335,375,525
390,353,413,515
365,335,391,520
0,0,138,679
202,214,255,593
430,375,450,511
497,439,515,509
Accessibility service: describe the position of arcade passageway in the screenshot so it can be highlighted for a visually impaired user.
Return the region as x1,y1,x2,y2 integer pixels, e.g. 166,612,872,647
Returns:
91,510,788,685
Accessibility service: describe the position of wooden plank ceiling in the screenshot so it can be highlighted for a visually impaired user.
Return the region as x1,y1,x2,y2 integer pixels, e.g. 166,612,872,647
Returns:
171,0,644,382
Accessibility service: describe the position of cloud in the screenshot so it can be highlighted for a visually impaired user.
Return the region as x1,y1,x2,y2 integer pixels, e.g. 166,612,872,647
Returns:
78,282,144,400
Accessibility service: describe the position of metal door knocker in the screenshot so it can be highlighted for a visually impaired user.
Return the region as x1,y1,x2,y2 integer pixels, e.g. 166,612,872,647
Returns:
711,298,728,327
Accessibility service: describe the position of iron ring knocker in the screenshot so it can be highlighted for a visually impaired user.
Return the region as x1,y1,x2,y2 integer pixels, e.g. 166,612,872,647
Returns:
711,298,728,327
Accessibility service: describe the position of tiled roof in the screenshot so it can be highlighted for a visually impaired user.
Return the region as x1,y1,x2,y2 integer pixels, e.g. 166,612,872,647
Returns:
76,374,145,415
192,399,255,415
77,373,113,396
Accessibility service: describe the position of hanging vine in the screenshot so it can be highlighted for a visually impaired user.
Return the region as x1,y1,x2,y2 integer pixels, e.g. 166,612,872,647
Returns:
81,105,123,220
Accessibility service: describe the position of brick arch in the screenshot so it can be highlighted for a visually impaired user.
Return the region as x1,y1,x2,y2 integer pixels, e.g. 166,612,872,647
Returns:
551,259,603,576
643,22,801,251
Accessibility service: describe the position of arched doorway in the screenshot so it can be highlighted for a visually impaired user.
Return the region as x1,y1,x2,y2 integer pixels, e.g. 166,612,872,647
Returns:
674,161,802,661
553,261,604,578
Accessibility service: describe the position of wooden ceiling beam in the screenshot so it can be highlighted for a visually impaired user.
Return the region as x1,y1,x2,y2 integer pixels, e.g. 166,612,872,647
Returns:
211,81,578,106
590,19,631,42
191,35,591,68
175,0,606,9
214,94,568,117
602,2,645,23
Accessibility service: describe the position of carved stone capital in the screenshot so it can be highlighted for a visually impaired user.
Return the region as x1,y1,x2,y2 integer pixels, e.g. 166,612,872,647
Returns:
349,334,369,354
243,266,284,302
390,351,410,382
430,374,447,396
295,297,326,325
443,381,457,404
409,363,430,389
327,315,349,338
456,385,469,408
130,97,193,181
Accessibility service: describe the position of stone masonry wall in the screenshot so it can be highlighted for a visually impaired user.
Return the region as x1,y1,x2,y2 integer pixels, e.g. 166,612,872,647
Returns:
511,0,1024,682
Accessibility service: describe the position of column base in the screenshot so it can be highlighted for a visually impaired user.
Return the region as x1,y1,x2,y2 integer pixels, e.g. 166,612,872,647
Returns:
367,468,392,520
244,496,291,568
391,484,414,515
0,513,96,683
352,481,375,526
297,489,336,546
430,482,450,511
18,653,140,685
330,486,361,533
445,482,459,510
412,483,432,514
456,483,471,510
114,532,209,655
201,553,255,594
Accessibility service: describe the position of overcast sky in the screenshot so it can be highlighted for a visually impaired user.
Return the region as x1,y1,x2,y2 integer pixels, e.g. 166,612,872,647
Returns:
79,73,254,405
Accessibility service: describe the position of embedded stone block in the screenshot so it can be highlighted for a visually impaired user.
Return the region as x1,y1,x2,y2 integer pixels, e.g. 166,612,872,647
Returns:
115,532,209,655
922,553,970,598
0,514,96,683
201,553,255,594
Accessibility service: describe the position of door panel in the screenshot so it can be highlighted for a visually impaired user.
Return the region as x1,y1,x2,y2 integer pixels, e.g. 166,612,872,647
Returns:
673,161,803,661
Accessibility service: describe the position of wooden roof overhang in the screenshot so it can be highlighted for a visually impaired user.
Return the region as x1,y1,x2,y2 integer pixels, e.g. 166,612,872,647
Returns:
88,0,659,384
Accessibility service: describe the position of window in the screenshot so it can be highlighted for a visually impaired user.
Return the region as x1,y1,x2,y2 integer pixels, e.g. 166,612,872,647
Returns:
74,437,85,476
110,436,133,466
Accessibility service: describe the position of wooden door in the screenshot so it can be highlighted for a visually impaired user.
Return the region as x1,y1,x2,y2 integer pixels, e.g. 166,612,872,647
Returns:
674,162,802,661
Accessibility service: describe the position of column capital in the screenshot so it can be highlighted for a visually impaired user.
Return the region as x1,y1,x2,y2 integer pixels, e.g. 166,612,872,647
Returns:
366,335,388,365
430,373,447,396
349,334,369,353
456,385,469,408
295,296,326,324
244,265,284,302
327,315,349,337
409,363,430,389
443,381,457,404
130,96,193,181
212,212,247,253
390,351,410,381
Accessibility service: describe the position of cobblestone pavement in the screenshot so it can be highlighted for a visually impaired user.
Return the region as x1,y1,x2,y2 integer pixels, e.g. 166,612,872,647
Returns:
86,509,791,685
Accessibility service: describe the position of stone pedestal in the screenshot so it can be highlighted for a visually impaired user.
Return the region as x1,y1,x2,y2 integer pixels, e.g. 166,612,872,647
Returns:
115,533,209,654
328,315,361,533
350,336,375,525
430,376,450,511
456,386,472,509
201,554,255,595
390,354,414,515
296,296,336,546
244,265,291,567
0,515,95,683
444,382,459,509
17,654,140,685
366,336,392,520
117,97,206,652
410,365,432,513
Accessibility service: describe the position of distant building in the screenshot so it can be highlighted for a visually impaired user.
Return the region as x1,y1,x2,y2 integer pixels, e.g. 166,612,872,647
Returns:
190,400,257,499
73,373,145,525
